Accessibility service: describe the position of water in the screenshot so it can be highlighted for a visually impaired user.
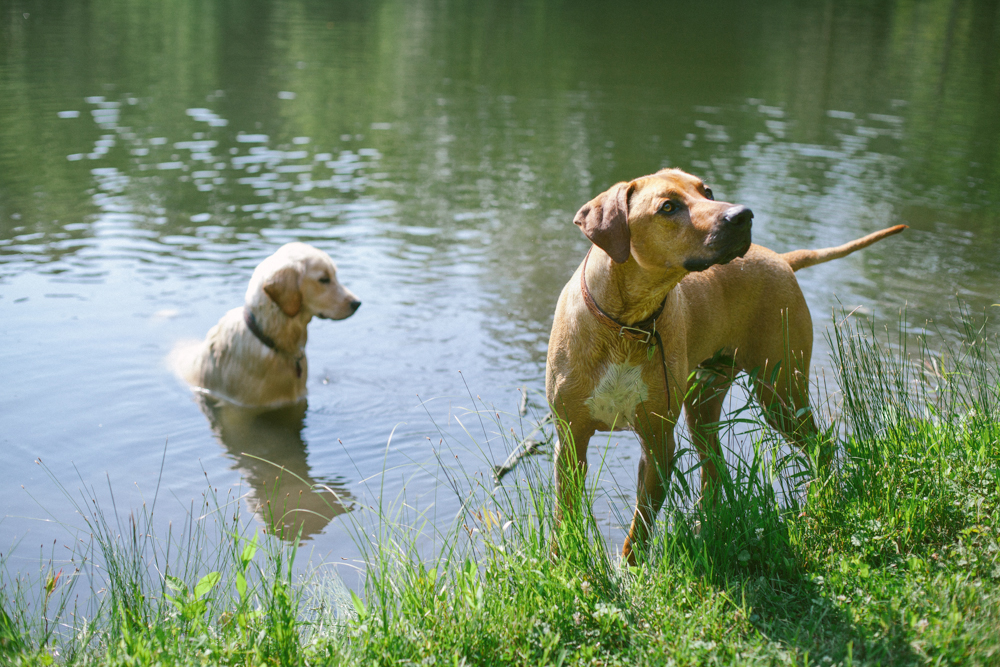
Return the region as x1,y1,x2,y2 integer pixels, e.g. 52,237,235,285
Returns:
2,0,999,571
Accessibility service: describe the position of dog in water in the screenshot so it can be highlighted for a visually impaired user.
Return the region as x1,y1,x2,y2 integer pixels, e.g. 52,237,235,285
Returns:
171,242,360,407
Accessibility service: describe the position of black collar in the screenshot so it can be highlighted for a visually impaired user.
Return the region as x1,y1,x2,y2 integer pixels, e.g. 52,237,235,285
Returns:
243,306,278,351
243,306,303,378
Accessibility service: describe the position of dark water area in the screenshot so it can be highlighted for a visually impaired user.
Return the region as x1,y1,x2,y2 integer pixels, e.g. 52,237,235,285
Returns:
2,0,999,572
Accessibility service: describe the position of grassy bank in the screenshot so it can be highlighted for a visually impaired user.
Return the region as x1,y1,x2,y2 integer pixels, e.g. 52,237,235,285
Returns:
3,312,1000,666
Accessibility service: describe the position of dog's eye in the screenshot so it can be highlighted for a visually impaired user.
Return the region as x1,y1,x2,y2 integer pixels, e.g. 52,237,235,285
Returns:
705,188,714,201
318,275,331,284
660,201,677,214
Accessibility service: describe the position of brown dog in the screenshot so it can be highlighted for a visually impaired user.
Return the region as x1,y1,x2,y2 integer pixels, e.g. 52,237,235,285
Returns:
545,168,905,563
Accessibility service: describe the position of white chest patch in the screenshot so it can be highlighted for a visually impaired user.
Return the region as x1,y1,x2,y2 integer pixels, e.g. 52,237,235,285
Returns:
585,363,648,428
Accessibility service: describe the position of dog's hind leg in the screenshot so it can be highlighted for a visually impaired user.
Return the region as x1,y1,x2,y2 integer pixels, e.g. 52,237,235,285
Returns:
684,361,737,503
751,349,827,467
757,385,826,465
742,303,828,466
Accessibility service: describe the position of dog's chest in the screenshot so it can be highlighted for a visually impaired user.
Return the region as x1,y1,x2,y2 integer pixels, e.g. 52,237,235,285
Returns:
585,362,649,428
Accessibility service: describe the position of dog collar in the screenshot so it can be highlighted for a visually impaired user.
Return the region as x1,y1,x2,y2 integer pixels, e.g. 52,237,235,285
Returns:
580,247,671,396
243,306,304,378
579,248,666,344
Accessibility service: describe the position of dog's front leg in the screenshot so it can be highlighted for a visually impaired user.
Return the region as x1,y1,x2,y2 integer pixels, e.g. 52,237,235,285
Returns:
622,418,676,565
551,413,596,556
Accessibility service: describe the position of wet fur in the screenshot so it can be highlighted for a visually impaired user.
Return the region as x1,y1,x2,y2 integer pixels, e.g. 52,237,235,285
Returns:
170,242,360,408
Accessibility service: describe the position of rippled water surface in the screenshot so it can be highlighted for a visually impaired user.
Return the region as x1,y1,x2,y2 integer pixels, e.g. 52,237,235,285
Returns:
2,0,999,568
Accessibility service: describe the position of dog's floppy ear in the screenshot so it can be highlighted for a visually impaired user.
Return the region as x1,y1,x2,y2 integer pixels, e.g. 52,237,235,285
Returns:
573,181,634,263
263,266,303,317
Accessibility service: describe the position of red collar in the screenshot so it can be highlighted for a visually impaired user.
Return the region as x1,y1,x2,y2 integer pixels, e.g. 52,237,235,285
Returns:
578,247,671,396
579,248,666,344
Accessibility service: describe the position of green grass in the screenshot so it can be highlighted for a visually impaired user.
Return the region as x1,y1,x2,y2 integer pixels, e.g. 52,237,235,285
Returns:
3,310,1000,666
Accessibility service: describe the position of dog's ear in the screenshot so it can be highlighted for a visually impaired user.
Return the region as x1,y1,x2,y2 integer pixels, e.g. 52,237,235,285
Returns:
573,181,634,263
263,266,303,317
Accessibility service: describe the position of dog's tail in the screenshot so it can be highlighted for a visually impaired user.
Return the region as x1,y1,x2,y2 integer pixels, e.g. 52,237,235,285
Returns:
781,224,907,272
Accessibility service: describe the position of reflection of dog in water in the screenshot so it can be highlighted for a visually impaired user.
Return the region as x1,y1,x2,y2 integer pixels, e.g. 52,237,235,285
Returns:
170,242,361,408
196,395,353,541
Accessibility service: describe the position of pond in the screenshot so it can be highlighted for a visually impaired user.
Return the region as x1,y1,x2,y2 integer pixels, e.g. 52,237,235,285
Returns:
2,0,999,573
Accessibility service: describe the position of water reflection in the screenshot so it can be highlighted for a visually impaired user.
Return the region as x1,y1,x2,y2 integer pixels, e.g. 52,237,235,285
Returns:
195,395,352,542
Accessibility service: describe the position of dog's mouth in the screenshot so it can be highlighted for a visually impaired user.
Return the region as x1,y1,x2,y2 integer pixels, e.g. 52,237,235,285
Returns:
682,239,752,273
315,303,361,321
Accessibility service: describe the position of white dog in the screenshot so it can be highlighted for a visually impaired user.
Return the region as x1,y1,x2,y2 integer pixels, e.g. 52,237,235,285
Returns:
171,242,360,407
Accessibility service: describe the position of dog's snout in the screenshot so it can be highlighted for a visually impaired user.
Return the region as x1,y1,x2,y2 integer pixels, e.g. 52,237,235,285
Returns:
349,299,362,313
723,205,753,228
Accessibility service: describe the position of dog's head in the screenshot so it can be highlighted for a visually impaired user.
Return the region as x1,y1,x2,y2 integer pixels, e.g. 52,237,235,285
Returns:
573,168,752,272
248,242,361,320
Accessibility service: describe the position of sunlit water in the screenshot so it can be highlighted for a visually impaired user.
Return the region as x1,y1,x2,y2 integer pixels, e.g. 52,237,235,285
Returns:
2,0,999,578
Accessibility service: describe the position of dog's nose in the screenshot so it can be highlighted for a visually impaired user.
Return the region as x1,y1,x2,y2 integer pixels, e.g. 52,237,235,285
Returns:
722,205,753,228
349,299,362,313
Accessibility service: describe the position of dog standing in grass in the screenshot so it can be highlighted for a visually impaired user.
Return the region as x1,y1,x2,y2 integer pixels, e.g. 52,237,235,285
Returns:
171,242,361,408
545,168,905,563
